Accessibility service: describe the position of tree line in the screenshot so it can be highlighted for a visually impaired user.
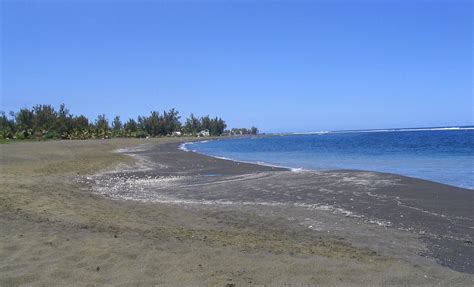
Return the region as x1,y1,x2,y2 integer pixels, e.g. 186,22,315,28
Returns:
0,104,258,140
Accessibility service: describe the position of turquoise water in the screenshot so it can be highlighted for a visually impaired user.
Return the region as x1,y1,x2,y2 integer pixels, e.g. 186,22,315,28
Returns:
187,127,474,189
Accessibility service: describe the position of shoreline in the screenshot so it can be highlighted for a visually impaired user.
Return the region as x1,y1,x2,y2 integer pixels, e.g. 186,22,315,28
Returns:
93,141,474,274
180,138,473,190
179,140,303,172
1,138,473,285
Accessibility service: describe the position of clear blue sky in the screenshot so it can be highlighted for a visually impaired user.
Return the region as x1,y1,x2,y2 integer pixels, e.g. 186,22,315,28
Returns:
1,0,472,133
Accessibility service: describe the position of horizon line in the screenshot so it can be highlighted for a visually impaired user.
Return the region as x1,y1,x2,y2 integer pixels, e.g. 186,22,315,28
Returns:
268,125,474,136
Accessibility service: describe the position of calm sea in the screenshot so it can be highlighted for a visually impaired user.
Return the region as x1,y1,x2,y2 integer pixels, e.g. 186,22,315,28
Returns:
187,127,474,189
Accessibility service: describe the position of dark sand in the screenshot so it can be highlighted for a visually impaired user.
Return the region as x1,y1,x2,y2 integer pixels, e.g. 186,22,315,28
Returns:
1,138,473,285
89,142,474,274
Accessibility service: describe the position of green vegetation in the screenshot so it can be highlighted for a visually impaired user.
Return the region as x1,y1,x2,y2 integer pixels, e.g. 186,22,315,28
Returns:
0,104,258,140
183,113,226,136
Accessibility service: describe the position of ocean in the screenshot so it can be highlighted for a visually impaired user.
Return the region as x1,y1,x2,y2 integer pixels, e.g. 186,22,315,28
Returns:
185,127,474,189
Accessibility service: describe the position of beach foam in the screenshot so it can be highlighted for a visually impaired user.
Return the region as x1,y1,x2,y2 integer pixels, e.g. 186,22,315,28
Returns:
295,126,474,135
178,142,191,152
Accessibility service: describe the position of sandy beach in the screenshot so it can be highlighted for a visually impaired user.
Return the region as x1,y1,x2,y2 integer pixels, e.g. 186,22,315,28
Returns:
1,138,473,286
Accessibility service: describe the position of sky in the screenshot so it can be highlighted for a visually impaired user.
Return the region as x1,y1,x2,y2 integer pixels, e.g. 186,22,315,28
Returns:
1,0,472,133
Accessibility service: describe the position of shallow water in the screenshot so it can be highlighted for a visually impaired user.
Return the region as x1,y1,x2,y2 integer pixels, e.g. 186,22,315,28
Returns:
188,128,474,189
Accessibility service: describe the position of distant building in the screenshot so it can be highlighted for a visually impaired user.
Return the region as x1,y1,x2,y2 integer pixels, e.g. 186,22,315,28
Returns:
198,129,210,137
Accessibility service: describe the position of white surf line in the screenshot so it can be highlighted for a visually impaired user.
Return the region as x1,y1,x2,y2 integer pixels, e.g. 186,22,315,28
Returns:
287,126,474,136
178,142,192,152
179,142,306,173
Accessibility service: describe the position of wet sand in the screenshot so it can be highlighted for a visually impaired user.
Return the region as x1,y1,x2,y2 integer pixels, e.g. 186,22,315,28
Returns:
1,138,473,285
